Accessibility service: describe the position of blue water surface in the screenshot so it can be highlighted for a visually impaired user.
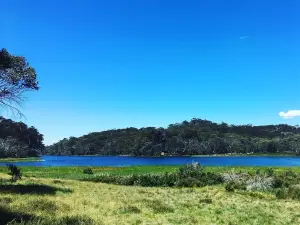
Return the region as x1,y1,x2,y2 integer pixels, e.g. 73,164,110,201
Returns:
1,155,300,167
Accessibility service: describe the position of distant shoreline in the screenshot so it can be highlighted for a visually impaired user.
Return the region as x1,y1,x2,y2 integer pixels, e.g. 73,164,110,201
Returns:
42,153,297,157
0,153,297,163
0,157,42,162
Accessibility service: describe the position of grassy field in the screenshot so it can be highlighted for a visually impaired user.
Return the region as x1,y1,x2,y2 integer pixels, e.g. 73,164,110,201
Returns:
1,166,300,224
1,165,300,180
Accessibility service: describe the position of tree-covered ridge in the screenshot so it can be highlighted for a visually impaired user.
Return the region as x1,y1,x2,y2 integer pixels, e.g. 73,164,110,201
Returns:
0,117,44,158
45,118,300,156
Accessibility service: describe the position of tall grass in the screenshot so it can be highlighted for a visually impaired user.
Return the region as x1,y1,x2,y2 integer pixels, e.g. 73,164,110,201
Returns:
1,174,300,224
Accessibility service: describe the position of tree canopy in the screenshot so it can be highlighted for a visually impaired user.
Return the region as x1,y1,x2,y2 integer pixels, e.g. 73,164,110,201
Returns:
0,48,39,115
45,118,300,156
0,116,45,158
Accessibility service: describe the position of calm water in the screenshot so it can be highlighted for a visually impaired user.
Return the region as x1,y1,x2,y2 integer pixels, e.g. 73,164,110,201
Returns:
1,155,300,167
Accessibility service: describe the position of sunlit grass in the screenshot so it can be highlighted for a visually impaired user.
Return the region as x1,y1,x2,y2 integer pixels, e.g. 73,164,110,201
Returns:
1,165,300,180
1,171,300,224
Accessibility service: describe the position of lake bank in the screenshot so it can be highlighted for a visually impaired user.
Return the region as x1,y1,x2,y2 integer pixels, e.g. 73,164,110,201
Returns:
0,157,42,162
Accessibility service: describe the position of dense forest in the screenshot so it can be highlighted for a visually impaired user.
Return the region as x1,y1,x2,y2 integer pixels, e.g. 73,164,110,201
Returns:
0,117,44,158
45,118,300,156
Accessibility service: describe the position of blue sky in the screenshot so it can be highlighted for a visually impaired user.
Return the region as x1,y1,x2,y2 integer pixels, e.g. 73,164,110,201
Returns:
1,0,300,145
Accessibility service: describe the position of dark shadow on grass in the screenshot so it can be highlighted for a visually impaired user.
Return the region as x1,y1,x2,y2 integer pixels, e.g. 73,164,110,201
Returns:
0,206,33,224
0,184,72,195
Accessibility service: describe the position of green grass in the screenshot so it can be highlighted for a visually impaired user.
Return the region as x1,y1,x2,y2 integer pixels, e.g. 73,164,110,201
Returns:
2,165,300,224
1,165,300,180
1,172,300,224
0,157,41,162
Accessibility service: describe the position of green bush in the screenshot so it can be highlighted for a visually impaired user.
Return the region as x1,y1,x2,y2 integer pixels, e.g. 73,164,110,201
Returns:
7,164,22,182
275,188,287,199
83,167,93,175
273,171,300,188
225,181,235,192
225,181,246,192
275,185,300,200
265,168,274,177
84,163,223,188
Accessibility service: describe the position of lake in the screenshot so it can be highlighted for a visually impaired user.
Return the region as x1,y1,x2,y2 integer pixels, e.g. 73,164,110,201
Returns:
1,155,300,167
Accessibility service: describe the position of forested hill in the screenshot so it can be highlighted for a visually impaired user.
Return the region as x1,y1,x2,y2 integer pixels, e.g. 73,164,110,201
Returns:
45,118,300,156
0,117,45,158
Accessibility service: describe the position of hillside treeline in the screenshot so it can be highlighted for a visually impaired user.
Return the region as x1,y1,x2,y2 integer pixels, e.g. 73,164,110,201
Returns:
0,117,45,158
45,118,300,156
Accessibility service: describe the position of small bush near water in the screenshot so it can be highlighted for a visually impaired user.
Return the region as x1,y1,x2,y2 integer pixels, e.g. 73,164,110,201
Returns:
7,164,22,182
83,167,93,175
83,163,223,188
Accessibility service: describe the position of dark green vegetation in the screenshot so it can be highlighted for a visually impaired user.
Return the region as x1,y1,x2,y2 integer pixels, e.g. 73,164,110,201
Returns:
78,164,300,202
83,163,223,187
0,48,43,159
0,117,44,158
46,118,300,156
7,164,22,182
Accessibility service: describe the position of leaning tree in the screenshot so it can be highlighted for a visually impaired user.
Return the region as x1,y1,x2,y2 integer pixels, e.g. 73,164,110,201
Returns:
0,48,39,116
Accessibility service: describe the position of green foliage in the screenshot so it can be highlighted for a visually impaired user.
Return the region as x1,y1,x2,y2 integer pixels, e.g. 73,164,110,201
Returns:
0,48,39,115
7,164,22,182
266,168,274,177
45,118,300,156
84,163,223,188
276,185,300,200
83,167,93,175
0,117,44,158
225,181,236,192
273,170,300,188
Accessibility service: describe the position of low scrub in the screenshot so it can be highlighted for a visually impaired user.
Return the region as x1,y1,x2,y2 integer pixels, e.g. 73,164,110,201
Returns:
276,185,300,200
83,163,223,188
83,167,93,175
225,181,246,192
7,164,22,182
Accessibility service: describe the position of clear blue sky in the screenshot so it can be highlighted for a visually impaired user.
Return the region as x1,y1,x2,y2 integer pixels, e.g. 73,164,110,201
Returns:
1,0,300,145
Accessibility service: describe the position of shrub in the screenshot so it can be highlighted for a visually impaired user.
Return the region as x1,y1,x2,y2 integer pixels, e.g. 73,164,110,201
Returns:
7,164,22,182
275,188,287,199
225,181,247,192
287,185,300,200
265,168,274,177
84,163,223,188
273,171,300,188
178,162,204,179
83,167,93,175
175,177,201,187
225,181,236,192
